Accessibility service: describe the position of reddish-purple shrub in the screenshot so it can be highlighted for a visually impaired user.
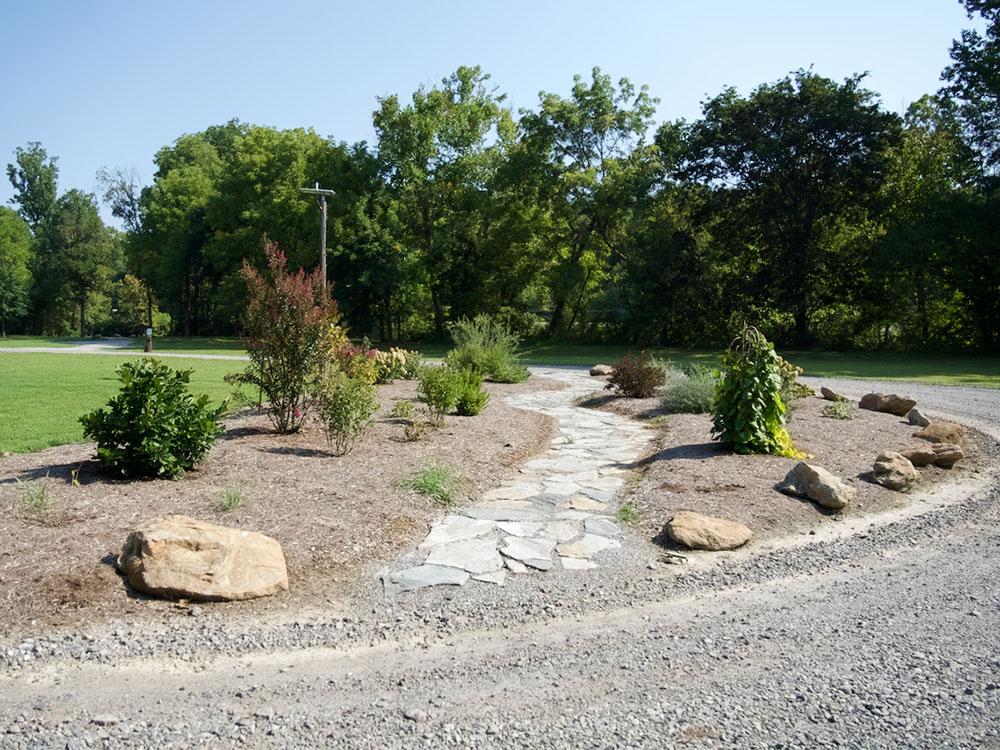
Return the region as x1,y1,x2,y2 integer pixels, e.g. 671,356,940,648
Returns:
605,351,666,398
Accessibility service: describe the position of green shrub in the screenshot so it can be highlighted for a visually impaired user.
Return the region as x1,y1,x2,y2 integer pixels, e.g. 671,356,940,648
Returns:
455,369,490,416
390,399,416,420
446,314,529,383
822,400,857,420
395,464,464,504
605,351,667,398
418,366,462,423
711,327,801,457
80,359,224,478
660,366,717,413
314,372,379,455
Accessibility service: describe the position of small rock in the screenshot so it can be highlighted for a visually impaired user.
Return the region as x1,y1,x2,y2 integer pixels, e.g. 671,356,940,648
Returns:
590,364,614,377
859,393,917,416
906,407,931,427
899,445,937,468
931,443,964,469
872,451,920,491
665,511,751,551
777,462,856,510
820,387,847,402
403,709,428,723
915,421,966,445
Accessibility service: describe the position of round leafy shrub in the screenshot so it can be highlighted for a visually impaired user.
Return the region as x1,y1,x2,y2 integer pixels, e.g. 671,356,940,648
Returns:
455,369,490,416
418,365,462,424
314,372,379,456
605,351,667,398
80,359,224,478
711,326,802,456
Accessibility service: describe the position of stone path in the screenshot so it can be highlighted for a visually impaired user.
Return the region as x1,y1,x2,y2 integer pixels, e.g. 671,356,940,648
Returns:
384,368,653,593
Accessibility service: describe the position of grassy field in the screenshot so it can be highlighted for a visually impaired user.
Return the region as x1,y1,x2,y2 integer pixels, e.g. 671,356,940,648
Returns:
0,336,76,348
0,353,243,453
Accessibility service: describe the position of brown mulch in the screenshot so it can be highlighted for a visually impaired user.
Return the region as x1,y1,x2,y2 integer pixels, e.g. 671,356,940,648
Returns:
0,378,562,635
588,391,986,547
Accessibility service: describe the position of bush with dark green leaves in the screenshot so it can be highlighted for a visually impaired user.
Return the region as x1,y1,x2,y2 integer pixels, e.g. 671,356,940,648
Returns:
80,359,224,478
605,351,667,398
455,369,490,416
418,365,463,424
446,314,529,383
711,327,801,457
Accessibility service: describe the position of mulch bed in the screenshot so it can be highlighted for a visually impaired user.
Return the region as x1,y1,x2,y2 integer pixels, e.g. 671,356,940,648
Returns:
583,388,986,546
0,378,562,634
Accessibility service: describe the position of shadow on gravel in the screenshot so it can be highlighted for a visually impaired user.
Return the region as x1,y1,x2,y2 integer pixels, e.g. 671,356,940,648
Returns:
2,458,115,487
258,446,333,459
635,442,723,465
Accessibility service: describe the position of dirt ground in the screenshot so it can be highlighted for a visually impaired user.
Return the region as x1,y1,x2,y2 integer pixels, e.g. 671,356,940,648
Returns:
583,389,986,547
0,378,561,634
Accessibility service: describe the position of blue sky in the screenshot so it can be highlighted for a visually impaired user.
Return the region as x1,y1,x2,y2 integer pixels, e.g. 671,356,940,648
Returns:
1,1,973,220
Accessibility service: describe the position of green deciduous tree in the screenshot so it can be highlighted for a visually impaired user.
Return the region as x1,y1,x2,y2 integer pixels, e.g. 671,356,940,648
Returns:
6,142,58,233
0,207,33,336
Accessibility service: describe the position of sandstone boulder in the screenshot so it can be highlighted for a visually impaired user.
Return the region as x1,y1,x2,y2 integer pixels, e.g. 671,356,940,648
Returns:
820,387,847,402
590,364,614,377
906,407,931,427
776,462,856,510
915,421,966,445
118,515,289,602
930,443,964,469
666,511,751,551
872,451,920,491
899,445,937,468
860,393,917,416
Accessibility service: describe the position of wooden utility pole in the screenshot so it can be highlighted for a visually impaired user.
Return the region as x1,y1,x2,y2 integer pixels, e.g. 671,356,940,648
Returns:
299,182,336,294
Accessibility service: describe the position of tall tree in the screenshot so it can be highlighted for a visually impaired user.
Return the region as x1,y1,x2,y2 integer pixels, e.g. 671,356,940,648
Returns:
0,207,33,336
6,142,59,233
680,70,901,346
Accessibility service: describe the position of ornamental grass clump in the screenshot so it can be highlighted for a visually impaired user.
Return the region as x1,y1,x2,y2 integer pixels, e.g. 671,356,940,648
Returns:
232,239,345,433
660,365,717,414
711,326,803,457
80,359,224,478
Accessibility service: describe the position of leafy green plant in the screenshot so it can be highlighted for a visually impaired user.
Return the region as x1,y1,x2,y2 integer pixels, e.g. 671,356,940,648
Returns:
660,365,717,413
215,486,244,512
418,365,462,424
402,418,433,442
13,478,54,517
232,239,344,433
615,501,640,524
711,326,802,457
605,351,667,398
390,399,416,420
314,372,379,456
446,314,529,383
778,355,814,404
822,399,857,420
80,359,224,478
455,369,490,416
395,464,464,504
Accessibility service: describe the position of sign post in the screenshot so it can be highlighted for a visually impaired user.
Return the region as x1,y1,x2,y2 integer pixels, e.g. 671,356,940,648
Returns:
299,182,336,295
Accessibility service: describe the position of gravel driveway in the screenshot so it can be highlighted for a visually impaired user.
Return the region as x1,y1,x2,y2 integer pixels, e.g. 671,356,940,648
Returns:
0,375,997,748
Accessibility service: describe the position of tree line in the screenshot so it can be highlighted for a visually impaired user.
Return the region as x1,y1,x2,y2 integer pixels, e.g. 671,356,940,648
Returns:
2,0,998,351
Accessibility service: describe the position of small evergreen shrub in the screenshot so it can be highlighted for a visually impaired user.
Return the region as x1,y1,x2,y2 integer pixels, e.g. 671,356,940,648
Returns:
80,359,224,478
660,365,717,413
418,366,462,424
315,372,379,455
455,369,490,416
822,400,857,420
605,351,667,398
711,326,802,457
446,314,529,383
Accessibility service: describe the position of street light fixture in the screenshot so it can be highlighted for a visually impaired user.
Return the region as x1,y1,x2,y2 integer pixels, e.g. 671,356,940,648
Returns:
300,182,336,295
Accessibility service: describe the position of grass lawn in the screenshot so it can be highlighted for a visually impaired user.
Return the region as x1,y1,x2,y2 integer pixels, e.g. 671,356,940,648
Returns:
0,353,243,453
122,336,248,356
0,336,77,348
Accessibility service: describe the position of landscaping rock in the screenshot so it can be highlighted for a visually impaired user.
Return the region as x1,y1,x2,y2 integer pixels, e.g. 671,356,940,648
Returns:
872,451,920,491
860,393,917,416
906,407,931,427
423,537,503,575
117,515,289,602
820,387,847,402
590,364,614,376
776,462,856,510
385,564,469,593
665,511,751,551
915,421,966,444
556,533,620,559
930,443,964,469
500,537,556,570
900,445,937,468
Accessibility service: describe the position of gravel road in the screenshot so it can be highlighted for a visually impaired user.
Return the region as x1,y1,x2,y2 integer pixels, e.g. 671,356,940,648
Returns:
0,375,998,748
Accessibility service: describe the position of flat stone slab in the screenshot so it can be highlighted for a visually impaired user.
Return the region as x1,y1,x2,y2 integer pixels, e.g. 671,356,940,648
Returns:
556,534,621,559
482,485,540,501
464,503,547,522
471,570,507,586
560,558,599,570
419,517,495,548
505,558,530,574
584,517,621,537
424,537,503,575
496,521,546,537
386,565,469,593
566,495,608,512
539,521,580,543
500,537,556,571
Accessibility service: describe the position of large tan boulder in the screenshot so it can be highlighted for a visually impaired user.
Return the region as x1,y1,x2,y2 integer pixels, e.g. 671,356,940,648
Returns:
930,443,964,469
860,393,917,417
915,422,966,445
899,445,937,468
666,511,751,551
590,364,614,377
118,515,289,602
776,462,856,510
872,451,920,491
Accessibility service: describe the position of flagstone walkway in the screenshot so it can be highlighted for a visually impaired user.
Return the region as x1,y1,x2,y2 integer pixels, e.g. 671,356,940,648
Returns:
384,368,654,594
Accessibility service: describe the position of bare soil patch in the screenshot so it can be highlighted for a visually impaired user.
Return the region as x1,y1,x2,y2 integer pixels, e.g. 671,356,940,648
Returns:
0,378,561,635
586,391,987,547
